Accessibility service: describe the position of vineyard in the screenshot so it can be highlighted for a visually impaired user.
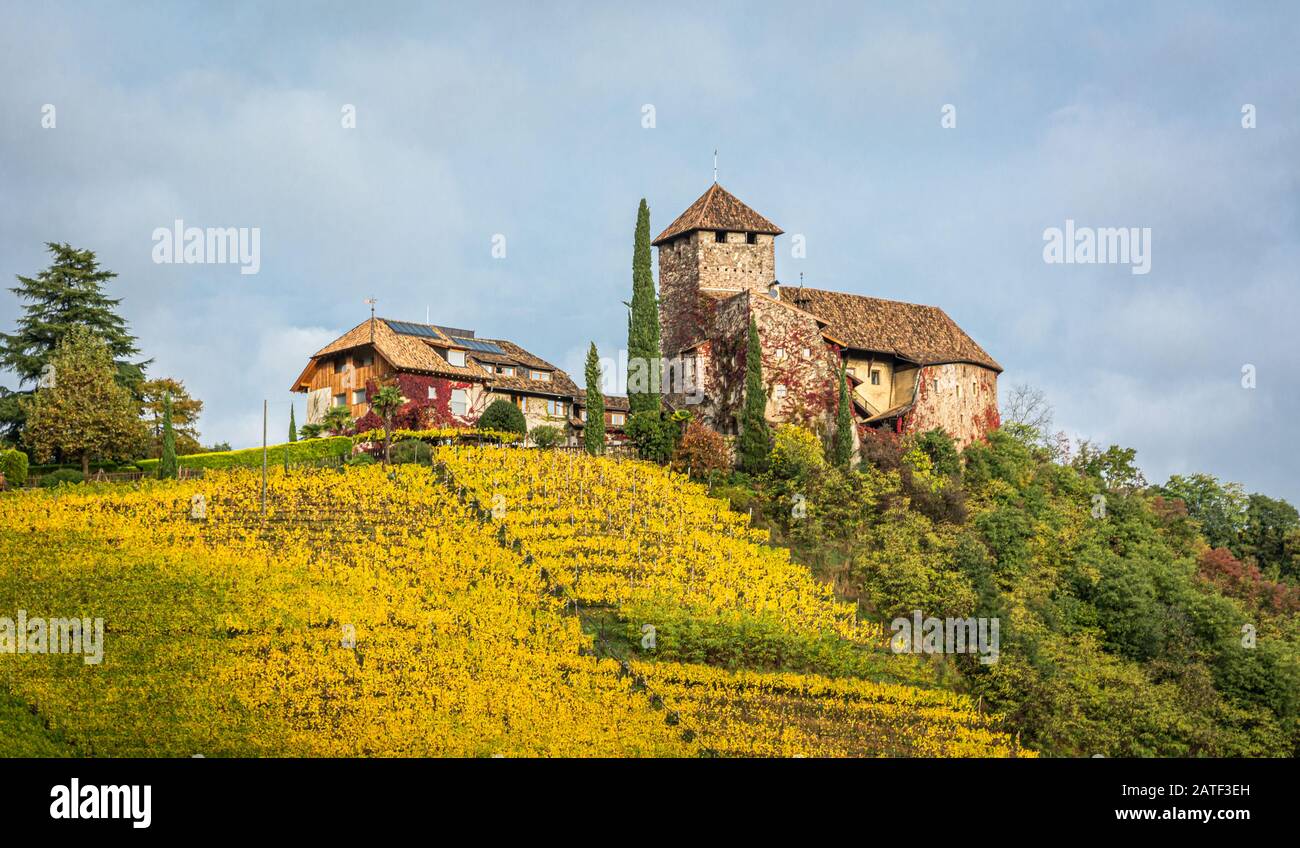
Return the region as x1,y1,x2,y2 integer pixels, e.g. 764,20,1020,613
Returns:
0,450,1033,757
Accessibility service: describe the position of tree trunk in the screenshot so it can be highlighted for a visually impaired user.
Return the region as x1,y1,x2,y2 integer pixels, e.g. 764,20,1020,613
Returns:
81,453,90,477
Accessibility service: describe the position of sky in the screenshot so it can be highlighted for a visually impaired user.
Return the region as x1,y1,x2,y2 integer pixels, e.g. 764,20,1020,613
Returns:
1,1,1297,499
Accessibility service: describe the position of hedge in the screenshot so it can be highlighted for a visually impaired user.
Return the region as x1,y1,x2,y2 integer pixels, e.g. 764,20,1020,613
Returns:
353,427,524,445
136,436,353,471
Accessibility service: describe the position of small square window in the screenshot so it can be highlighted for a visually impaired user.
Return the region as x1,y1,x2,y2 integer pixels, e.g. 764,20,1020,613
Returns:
801,348,811,359
774,348,786,361
427,386,437,400
447,350,467,368
611,413,625,426
333,393,346,407
451,388,468,416
332,359,346,374
714,231,726,243
746,232,757,244
351,389,366,405
870,370,881,386
774,385,787,401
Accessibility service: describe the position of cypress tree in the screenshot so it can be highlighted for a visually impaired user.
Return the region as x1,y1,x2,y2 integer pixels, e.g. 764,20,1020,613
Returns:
289,406,298,442
737,318,771,473
584,342,605,456
627,199,661,415
833,362,853,469
158,393,178,479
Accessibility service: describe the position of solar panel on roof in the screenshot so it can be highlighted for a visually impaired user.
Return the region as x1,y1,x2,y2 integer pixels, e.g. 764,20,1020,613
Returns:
453,337,505,354
387,321,442,339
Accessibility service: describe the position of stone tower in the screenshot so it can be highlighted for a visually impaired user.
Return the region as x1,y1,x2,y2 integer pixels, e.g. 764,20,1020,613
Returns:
654,183,783,358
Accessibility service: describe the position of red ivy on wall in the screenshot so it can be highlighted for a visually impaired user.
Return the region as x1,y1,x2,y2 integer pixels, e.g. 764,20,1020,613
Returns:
351,373,480,433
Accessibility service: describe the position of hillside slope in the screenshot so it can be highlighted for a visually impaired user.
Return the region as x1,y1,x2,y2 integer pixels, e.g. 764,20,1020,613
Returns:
0,456,1030,757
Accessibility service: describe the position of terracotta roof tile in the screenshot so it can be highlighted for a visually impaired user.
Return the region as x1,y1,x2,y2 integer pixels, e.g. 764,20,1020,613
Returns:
308,319,487,380
784,287,1002,372
574,391,630,412
653,183,783,245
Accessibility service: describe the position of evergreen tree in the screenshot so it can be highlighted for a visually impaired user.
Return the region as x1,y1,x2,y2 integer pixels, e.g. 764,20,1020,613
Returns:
737,317,771,473
833,363,853,469
0,243,148,438
158,394,178,479
22,325,148,476
289,406,298,442
141,377,203,456
583,342,605,456
627,199,661,415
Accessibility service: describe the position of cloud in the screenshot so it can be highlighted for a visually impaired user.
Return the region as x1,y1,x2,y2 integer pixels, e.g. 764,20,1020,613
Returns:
2,2,1298,501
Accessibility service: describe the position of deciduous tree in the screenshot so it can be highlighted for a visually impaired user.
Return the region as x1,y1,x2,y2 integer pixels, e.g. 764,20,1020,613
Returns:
22,326,147,476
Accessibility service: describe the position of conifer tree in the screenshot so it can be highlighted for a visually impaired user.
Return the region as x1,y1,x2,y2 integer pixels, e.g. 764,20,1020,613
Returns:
627,199,661,415
158,394,178,479
1,243,148,438
737,317,771,473
833,362,853,469
289,406,298,442
584,342,605,456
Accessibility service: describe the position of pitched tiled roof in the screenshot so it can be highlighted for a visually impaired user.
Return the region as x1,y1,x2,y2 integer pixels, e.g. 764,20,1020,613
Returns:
784,287,1002,372
574,391,630,412
653,183,783,245
490,372,578,397
473,338,579,396
306,318,487,380
477,339,558,372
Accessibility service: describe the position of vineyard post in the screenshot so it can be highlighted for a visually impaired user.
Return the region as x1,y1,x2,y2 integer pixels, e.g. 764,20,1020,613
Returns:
261,399,268,518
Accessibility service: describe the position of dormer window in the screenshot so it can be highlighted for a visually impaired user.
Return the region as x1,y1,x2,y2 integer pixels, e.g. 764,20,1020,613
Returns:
447,349,466,367
531,369,551,381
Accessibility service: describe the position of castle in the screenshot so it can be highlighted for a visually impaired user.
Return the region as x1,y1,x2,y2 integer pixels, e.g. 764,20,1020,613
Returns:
292,181,1001,453
656,182,1002,450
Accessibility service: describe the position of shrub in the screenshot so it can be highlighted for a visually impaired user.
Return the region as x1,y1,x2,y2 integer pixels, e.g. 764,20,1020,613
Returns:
529,425,564,449
478,399,527,435
0,449,29,487
346,454,376,467
769,424,824,481
671,423,731,478
625,411,682,464
859,427,903,472
40,469,84,487
389,440,433,465
912,428,960,478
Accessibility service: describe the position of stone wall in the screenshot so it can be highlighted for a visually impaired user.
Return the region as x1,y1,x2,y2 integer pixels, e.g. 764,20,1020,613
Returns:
658,230,775,357
899,363,1000,449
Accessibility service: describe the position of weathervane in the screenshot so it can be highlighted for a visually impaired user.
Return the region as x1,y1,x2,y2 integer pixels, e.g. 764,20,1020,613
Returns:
713,149,718,183
365,297,376,342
